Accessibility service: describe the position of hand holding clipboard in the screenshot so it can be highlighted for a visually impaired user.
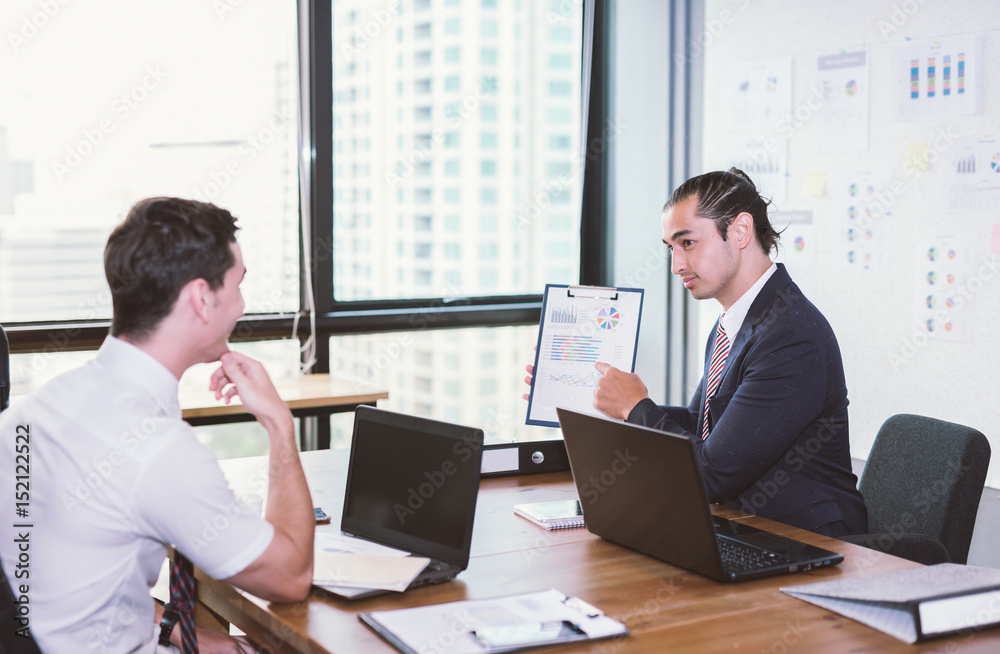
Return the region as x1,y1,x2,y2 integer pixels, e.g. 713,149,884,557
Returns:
525,284,644,428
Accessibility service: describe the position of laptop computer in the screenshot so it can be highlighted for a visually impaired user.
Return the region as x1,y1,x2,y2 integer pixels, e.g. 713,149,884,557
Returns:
555,408,843,583
324,405,484,600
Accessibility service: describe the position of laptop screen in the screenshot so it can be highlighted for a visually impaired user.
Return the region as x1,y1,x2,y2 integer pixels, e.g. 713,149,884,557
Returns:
341,406,484,566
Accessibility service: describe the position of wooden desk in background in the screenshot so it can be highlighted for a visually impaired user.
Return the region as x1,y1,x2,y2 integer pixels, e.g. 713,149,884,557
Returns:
179,374,388,449
193,449,1000,653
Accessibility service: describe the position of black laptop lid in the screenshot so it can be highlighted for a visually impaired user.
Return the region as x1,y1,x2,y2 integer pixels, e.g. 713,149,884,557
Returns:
341,406,484,568
556,408,728,579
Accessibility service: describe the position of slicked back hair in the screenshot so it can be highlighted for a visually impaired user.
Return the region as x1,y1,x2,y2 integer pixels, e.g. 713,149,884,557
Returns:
664,168,780,255
104,197,239,340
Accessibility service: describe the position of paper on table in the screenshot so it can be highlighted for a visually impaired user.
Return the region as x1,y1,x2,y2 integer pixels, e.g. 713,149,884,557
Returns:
315,531,410,557
314,551,429,592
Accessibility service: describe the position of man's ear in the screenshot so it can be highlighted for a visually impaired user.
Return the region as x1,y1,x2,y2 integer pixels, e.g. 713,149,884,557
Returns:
182,278,213,324
730,212,755,250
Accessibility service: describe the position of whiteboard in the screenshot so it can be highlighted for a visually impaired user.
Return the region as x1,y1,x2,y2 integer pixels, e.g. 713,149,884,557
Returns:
698,0,1000,486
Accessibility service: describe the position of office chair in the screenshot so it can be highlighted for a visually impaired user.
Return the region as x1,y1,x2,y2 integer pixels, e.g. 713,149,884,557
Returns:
1,322,9,412
1,325,42,652
842,413,990,565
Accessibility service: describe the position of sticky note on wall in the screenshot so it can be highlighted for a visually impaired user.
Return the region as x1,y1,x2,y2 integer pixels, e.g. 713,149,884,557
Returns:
805,171,826,196
905,142,931,170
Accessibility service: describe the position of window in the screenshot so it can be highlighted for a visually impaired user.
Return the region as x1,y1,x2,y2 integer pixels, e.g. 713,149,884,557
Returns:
414,23,432,39
549,53,573,69
0,0,300,325
549,81,572,96
549,135,571,150
6,0,589,459
549,107,572,124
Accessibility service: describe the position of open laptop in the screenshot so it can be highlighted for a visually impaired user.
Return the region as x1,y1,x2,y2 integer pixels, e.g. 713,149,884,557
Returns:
556,408,843,583
324,405,484,600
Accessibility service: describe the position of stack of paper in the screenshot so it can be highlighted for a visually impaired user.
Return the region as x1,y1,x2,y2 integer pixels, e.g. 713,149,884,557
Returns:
313,532,428,594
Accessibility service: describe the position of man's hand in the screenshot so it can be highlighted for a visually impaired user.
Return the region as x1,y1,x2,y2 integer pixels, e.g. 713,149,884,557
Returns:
209,351,292,433
594,362,649,420
522,363,534,401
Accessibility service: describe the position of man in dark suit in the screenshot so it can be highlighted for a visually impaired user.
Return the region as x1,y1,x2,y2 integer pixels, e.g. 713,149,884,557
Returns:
593,169,868,537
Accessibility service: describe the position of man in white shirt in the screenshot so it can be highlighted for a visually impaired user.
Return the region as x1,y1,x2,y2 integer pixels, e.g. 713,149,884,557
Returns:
0,197,314,652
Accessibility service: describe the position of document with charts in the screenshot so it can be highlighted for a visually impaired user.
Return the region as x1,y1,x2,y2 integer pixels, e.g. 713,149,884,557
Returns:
526,285,644,427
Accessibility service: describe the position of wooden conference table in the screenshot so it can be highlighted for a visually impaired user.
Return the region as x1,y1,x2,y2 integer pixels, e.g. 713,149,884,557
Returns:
195,449,1000,653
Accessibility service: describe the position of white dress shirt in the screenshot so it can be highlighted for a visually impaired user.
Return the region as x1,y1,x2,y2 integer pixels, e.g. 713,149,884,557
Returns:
0,336,273,653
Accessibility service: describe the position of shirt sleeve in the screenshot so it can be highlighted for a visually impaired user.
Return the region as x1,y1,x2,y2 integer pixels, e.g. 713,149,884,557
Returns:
131,426,274,581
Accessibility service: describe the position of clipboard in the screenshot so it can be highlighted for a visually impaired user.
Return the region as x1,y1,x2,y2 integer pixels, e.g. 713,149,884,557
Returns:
525,284,644,428
359,588,628,654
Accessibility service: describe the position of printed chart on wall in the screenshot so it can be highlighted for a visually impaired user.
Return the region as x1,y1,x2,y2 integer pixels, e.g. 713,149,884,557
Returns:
526,285,644,427
943,135,1000,214
891,35,981,119
837,169,893,272
713,56,793,207
914,234,974,343
815,50,869,153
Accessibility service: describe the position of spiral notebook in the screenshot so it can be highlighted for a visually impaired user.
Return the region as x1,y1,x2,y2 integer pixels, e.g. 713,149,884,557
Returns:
513,500,585,530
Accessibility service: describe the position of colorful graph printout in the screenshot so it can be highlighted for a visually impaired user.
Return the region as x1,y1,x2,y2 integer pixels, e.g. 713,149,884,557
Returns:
913,234,973,343
527,284,645,427
815,50,869,153
837,169,892,272
944,136,1000,214
892,36,980,119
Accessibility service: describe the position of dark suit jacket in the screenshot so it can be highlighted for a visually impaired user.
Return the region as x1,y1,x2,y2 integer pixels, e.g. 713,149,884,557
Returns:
628,264,868,536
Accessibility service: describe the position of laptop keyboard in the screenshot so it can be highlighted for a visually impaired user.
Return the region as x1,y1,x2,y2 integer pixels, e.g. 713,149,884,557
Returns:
717,537,791,571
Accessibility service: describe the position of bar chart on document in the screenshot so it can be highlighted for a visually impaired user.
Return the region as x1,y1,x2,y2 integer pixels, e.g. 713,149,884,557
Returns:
526,285,644,427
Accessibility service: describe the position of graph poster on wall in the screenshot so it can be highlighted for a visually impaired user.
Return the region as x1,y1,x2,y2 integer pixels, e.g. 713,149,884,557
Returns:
837,169,893,272
944,135,1000,214
815,50,869,154
526,285,644,427
913,233,974,343
891,35,981,119
725,56,793,133
713,56,794,206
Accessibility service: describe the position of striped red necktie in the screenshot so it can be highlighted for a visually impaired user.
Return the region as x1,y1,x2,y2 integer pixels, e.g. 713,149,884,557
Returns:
701,316,730,439
168,553,199,653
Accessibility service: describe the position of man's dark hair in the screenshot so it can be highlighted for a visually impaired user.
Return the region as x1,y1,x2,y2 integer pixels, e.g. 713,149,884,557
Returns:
104,197,240,339
664,168,780,254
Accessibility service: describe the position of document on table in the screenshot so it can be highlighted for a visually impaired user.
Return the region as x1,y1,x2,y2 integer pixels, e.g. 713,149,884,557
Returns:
360,588,628,654
526,285,644,427
313,532,428,593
